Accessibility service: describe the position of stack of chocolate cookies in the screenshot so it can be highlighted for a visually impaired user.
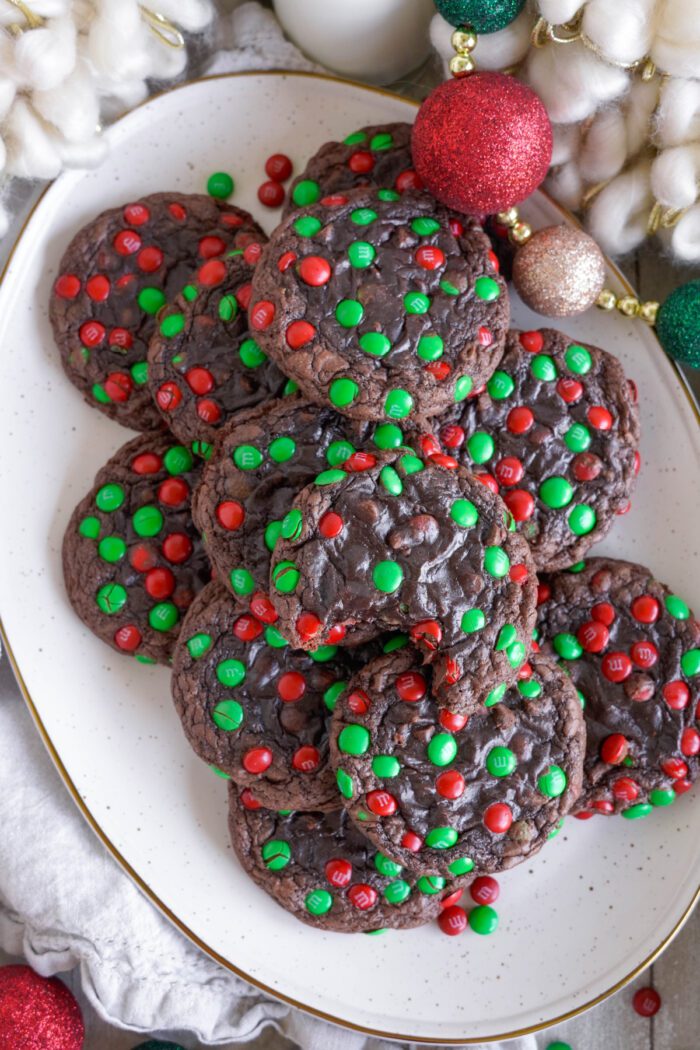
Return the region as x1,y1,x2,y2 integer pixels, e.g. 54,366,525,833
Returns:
54,122,700,935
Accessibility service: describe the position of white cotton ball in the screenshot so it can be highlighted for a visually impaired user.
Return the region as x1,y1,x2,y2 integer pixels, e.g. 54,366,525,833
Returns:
579,107,627,182
668,204,700,262
537,0,583,24
625,77,660,156
651,144,700,209
57,136,109,169
155,0,214,32
88,0,150,81
653,0,700,79
3,98,63,179
550,123,581,165
32,61,99,142
587,160,653,254
583,0,656,67
469,9,534,70
525,40,630,124
429,11,532,76
545,161,584,209
14,16,76,91
656,78,700,147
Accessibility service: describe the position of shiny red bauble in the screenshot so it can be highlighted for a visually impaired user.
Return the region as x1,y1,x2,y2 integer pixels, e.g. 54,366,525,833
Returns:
0,966,84,1050
411,72,552,215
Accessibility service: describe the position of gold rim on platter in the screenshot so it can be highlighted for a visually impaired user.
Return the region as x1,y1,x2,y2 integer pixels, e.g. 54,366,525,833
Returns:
0,70,698,1045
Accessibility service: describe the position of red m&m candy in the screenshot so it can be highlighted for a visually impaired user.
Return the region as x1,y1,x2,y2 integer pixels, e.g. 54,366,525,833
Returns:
633,987,661,1017
438,905,467,936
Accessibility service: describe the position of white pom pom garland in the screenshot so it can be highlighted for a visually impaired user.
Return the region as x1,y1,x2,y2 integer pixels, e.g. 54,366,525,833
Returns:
0,0,214,217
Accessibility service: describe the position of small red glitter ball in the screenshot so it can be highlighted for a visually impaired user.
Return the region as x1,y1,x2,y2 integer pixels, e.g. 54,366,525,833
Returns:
411,72,552,215
0,965,84,1050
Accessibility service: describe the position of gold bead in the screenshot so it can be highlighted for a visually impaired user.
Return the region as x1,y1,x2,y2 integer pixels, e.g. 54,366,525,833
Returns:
596,288,617,311
451,28,477,53
639,300,659,325
496,207,519,228
449,53,475,76
617,294,640,318
510,222,532,245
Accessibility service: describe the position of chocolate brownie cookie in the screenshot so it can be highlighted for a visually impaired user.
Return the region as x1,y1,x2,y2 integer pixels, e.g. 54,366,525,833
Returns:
249,188,509,422
330,648,585,878
50,194,264,431
269,450,537,712
192,396,412,621
228,785,452,932
283,122,421,218
63,433,211,664
537,558,700,817
425,329,640,571
172,579,355,809
147,241,291,447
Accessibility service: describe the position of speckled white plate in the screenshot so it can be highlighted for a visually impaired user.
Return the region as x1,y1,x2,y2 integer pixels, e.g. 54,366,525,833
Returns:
1,73,699,1045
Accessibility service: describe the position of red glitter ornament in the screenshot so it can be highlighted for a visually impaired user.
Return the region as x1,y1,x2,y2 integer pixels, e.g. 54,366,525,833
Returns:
0,965,84,1050
411,72,552,215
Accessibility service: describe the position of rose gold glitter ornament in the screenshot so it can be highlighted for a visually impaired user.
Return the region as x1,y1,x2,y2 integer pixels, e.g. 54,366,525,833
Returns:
0,965,84,1050
513,225,606,317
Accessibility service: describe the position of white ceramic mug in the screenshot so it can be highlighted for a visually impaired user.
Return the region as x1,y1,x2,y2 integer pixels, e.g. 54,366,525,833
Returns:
272,0,435,84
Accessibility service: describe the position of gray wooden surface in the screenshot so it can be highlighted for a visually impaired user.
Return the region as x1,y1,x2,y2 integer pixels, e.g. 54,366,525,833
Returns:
1,57,700,1050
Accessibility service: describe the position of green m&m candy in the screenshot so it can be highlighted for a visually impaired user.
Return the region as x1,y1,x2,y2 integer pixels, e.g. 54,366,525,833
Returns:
425,826,458,849
187,632,212,659
484,546,510,578
98,536,126,563
305,889,333,915
132,505,163,537
467,432,494,464
475,276,501,301
553,633,582,660
350,207,377,226
373,423,403,449
417,875,445,895
338,724,370,755
568,503,597,536
326,439,355,466
216,658,246,688
461,608,486,633
417,334,443,361
207,171,234,198
373,560,403,593
359,332,391,358
148,602,179,632
79,516,100,539
230,568,255,596
292,179,320,207
372,755,401,778
138,287,166,315
454,375,473,401
486,746,517,777
96,483,125,512
335,299,364,327
538,764,567,798
348,241,375,268
469,904,499,935
329,377,359,408
212,699,244,732
427,732,458,767
262,839,291,870
539,476,573,509
272,560,300,593
384,389,414,419
665,594,690,620
404,291,430,314
268,436,296,463
451,499,478,528
96,583,127,615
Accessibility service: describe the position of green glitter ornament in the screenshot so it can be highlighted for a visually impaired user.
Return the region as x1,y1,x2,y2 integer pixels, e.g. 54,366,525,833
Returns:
656,280,700,368
433,0,525,32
